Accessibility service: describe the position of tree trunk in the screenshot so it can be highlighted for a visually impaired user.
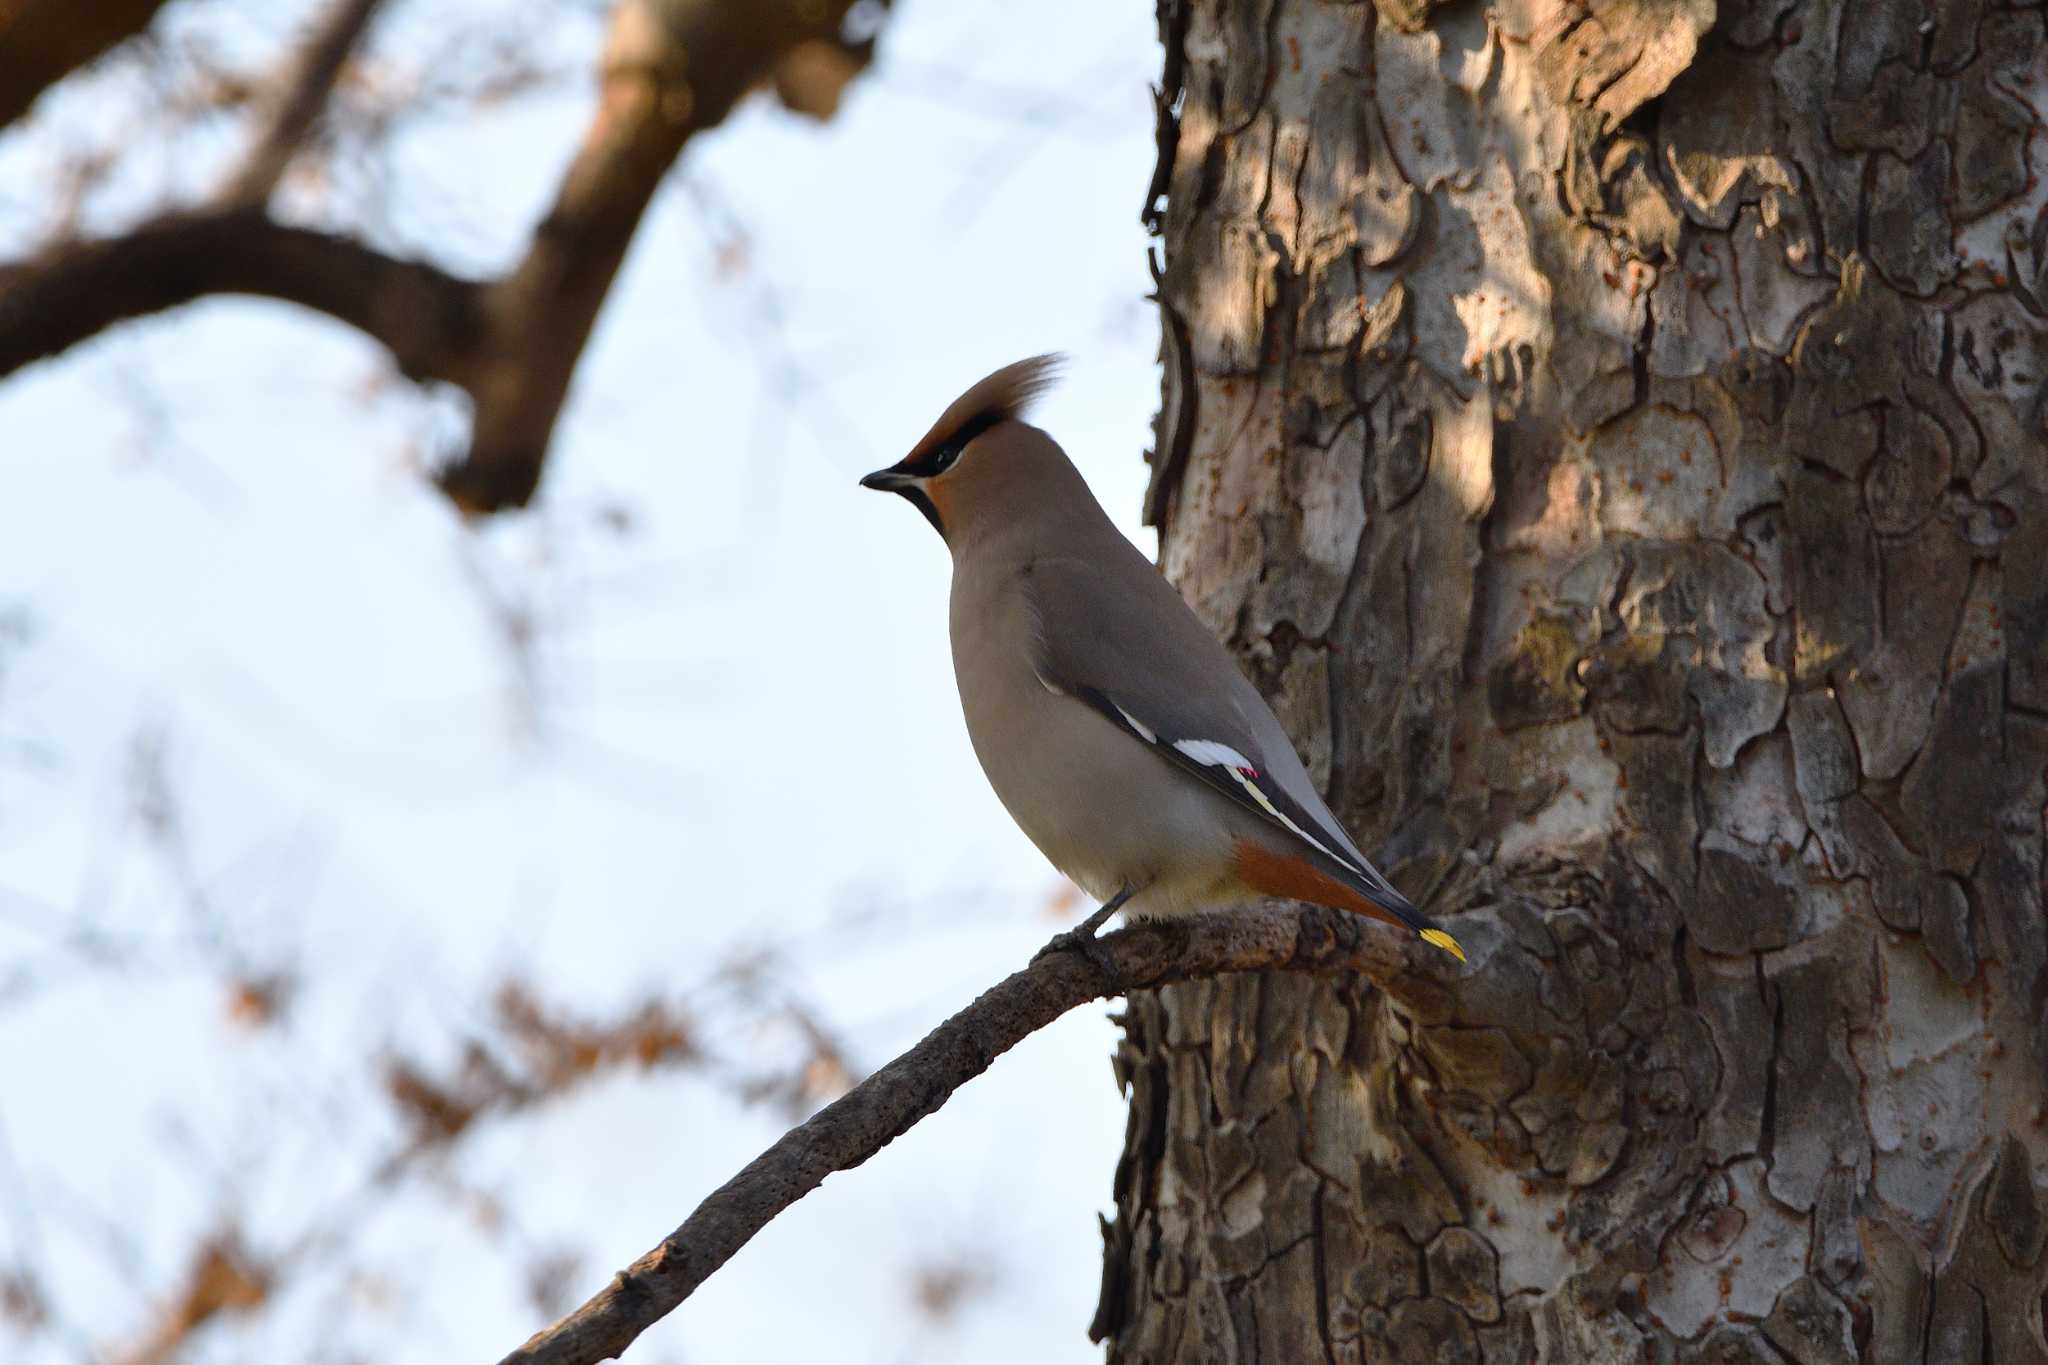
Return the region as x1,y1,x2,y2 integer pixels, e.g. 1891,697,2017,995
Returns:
1095,0,2048,1360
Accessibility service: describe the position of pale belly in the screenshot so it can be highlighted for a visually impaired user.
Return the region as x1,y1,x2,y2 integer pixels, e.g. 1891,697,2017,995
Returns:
949,578,1246,918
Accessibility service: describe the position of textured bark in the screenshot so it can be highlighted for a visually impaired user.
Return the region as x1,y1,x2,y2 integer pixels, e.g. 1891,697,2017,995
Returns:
1101,1,2048,1361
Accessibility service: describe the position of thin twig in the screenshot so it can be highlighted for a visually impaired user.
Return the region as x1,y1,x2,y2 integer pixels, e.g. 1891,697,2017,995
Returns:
215,0,389,210
494,904,1473,1365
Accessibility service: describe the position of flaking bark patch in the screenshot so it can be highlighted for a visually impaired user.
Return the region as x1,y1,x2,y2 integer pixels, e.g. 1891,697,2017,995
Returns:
1102,0,2048,1359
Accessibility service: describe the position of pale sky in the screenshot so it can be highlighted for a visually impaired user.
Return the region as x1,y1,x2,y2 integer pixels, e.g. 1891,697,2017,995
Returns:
0,2,1163,1360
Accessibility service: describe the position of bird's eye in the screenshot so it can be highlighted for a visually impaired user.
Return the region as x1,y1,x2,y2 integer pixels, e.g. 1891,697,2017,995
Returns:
929,443,963,475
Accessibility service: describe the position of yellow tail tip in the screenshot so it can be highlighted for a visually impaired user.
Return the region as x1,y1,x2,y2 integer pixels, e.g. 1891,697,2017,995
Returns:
1420,928,1466,963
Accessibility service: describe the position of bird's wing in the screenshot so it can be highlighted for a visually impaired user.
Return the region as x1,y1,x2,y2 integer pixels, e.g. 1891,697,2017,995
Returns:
1020,553,1419,922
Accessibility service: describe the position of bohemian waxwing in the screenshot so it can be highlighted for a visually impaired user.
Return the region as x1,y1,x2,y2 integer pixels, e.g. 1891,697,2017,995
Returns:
860,356,1464,963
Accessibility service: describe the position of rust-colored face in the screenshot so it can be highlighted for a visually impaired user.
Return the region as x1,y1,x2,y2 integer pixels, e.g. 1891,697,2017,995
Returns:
857,410,998,535
859,355,1062,537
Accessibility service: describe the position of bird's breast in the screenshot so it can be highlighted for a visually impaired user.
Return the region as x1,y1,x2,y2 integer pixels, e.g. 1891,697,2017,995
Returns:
947,565,1238,913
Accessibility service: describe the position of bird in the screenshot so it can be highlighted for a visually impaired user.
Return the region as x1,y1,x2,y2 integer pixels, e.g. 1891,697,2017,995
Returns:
859,355,1464,965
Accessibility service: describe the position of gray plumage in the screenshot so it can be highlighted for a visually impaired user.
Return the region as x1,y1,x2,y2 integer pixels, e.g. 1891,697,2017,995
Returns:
861,357,1460,959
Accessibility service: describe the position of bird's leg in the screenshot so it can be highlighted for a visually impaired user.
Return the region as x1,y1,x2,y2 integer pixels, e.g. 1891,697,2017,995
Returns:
1031,884,1134,978
1067,892,1128,942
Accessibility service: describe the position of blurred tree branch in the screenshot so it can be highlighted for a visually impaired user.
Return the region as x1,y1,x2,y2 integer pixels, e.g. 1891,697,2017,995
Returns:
496,905,1478,1365
0,0,878,513
0,0,172,130
0,210,486,387
214,0,390,210
98,956,861,1363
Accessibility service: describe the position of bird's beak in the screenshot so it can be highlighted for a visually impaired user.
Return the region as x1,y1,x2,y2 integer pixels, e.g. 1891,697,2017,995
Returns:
859,467,919,492
860,463,945,535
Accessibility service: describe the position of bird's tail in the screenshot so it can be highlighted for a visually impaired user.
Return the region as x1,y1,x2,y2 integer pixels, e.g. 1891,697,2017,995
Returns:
1374,891,1467,964
1232,841,1465,962
1342,876,1466,964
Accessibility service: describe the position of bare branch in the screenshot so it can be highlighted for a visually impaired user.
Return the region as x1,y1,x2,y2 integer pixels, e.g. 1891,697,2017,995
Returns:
0,209,484,386
435,0,863,511
0,0,872,514
215,0,390,210
495,905,1478,1365
0,0,172,131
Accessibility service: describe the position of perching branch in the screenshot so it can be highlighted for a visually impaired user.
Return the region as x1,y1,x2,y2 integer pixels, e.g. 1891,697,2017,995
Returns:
0,0,872,514
494,904,1480,1365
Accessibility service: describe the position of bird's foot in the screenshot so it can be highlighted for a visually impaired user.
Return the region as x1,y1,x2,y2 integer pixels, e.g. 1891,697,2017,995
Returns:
1030,887,1132,980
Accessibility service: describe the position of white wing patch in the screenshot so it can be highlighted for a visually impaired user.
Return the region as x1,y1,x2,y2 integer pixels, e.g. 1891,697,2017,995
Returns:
1119,715,1391,897
1174,736,1366,878
1114,703,1157,743
1172,738,1254,770
1231,771,1350,868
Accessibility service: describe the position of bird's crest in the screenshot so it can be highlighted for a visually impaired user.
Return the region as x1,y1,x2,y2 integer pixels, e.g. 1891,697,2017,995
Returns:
902,354,1063,470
